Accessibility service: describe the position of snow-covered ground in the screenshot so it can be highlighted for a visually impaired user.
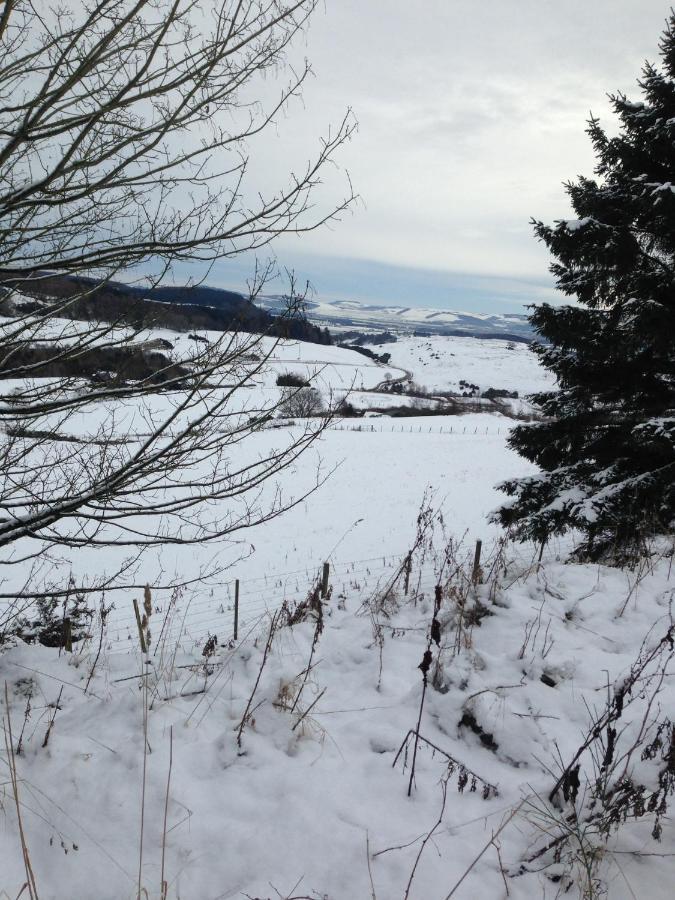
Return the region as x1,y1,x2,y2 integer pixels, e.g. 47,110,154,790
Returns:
0,323,544,660
0,410,536,648
1,541,673,900
1,321,672,900
370,334,555,396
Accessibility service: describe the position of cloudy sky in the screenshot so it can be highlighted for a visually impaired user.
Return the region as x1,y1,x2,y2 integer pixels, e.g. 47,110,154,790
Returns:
211,0,673,313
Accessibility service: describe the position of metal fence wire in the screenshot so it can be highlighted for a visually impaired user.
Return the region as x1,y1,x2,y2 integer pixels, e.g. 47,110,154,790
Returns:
101,550,444,656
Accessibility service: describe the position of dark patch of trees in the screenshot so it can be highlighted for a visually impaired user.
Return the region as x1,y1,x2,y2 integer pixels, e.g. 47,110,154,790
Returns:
339,342,391,364
0,272,332,346
482,388,518,400
276,371,310,387
0,341,189,386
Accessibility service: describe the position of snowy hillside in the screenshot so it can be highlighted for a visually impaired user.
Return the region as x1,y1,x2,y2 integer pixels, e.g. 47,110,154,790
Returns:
0,320,540,608
0,321,672,900
371,334,554,396
256,294,533,341
4,4,675,899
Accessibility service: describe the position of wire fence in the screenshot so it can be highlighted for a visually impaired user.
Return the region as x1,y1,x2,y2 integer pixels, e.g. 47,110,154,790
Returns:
102,550,442,657
327,422,507,435
1,537,485,668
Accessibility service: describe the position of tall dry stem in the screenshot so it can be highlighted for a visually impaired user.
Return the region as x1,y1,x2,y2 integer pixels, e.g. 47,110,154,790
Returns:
3,683,39,900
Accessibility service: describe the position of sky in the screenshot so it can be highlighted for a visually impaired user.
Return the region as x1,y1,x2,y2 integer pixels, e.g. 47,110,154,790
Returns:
207,0,674,314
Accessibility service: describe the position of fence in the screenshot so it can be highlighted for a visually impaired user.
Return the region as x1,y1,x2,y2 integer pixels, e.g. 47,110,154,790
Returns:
100,550,445,657
1,540,486,662
327,422,506,435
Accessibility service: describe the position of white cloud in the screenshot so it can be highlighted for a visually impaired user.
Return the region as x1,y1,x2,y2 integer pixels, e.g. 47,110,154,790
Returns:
224,0,671,292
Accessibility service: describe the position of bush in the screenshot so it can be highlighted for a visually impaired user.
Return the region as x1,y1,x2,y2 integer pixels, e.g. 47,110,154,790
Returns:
481,387,518,400
276,371,309,387
336,399,361,418
11,590,93,648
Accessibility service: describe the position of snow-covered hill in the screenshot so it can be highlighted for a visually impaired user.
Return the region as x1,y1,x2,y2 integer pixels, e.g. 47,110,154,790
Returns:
257,294,533,341
372,334,554,396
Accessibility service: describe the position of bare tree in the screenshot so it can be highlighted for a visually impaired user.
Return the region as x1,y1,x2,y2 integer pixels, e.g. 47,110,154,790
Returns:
279,384,324,418
0,0,356,617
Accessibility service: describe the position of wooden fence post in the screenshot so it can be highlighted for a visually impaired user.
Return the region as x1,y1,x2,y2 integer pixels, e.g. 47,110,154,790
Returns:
63,617,72,653
403,553,412,596
234,579,240,641
133,598,147,654
472,539,483,585
321,562,330,598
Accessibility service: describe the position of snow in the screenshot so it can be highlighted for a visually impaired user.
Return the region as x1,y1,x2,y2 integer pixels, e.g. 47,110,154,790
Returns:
562,217,595,232
368,334,554,396
255,295,533,340
1,318,673,900
1,542,673,899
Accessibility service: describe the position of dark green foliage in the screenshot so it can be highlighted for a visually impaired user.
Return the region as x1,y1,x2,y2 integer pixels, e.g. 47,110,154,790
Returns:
276,371,309,388
494,19,675,561
338,343,391,364
336,399,361,418
13,587,93,648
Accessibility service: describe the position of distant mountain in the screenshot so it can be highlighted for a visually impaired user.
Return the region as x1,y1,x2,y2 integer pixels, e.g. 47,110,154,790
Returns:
256,295,533,343
1,271,532,344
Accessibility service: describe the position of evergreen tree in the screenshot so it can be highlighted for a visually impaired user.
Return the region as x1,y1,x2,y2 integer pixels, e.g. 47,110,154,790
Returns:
494,17,675,561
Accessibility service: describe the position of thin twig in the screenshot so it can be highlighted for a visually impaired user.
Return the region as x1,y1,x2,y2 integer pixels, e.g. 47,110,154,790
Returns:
85,599,111,694
365,832,377,900
404,775,449,899
137,654,150,899
160,725,173,900
236,611,279,748
41,686,63,749
3,683,40,900
291,688,327,732
443,803,523,899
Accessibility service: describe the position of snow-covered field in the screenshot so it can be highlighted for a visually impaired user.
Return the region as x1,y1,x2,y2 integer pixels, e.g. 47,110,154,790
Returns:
372,334,555,397
1,324,673,900
2,541,673,900
0,326,542,623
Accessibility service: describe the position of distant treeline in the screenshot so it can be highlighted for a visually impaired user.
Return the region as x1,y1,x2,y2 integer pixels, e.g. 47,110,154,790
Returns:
0,273,333,345
411,328,531,343
338,342,391,364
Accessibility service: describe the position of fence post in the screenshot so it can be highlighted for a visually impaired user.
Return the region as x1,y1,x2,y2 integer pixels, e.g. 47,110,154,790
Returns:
63,617,72,653
403,553,412,596
133,598,147,654
472,540,483,585
234,579,240,641
321,562,330,598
